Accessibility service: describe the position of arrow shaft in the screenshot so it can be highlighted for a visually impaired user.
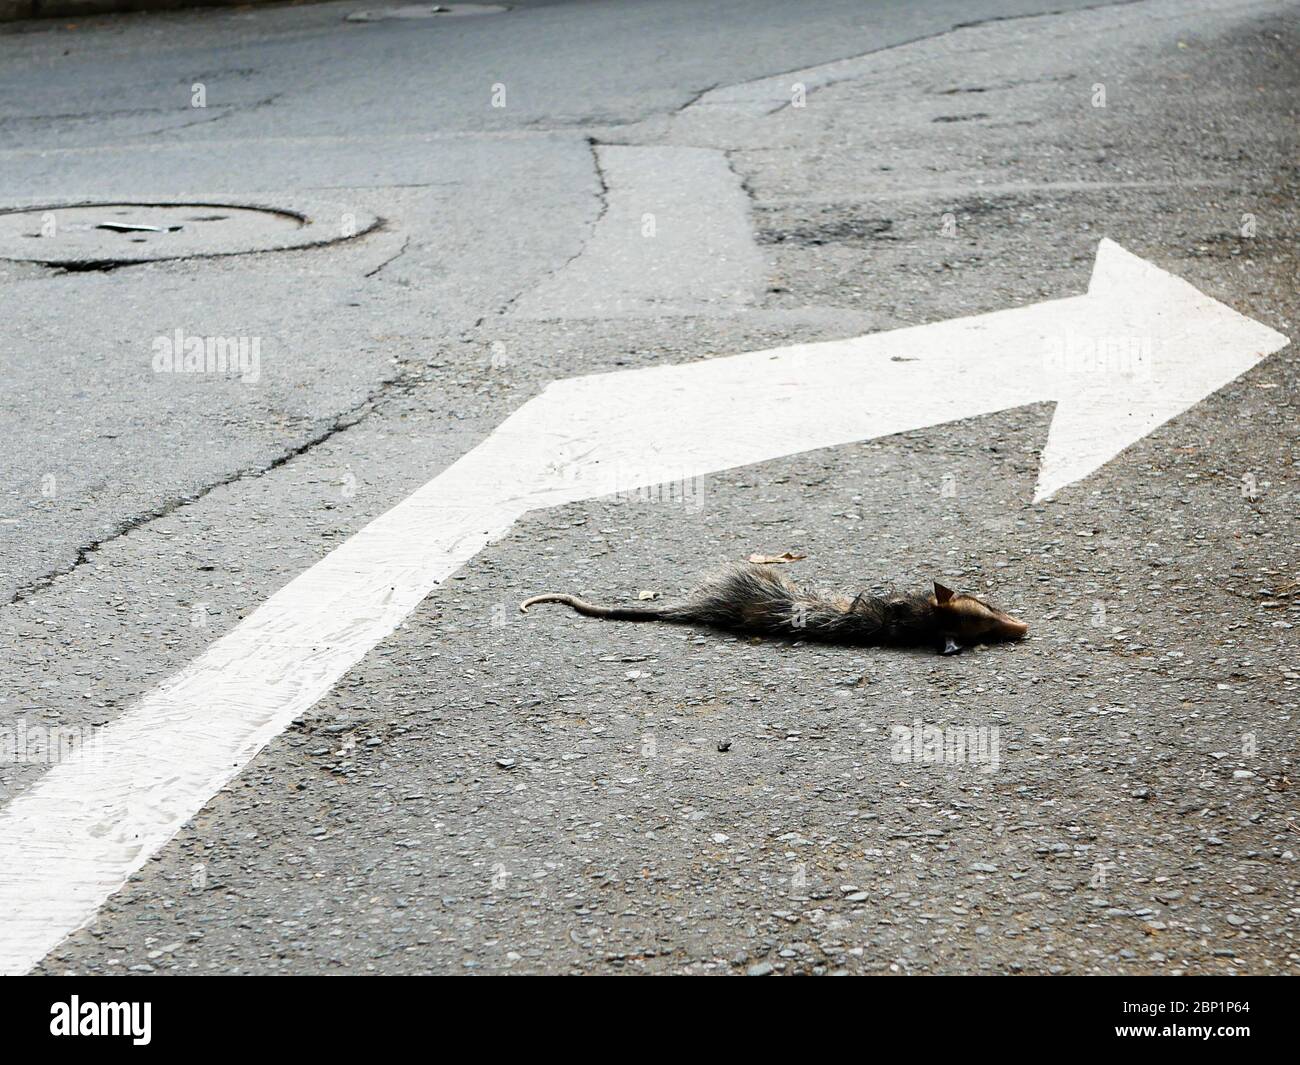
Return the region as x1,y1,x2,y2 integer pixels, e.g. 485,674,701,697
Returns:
496,294,1091,495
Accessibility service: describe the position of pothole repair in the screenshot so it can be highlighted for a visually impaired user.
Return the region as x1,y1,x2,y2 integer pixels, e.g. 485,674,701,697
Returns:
0,201,379,268
345,4,509,23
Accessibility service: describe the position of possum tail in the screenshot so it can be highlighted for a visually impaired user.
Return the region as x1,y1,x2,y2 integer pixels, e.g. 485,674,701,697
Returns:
518,593,668,621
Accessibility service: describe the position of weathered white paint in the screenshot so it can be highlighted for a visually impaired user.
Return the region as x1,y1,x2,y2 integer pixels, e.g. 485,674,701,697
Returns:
0,240,1285,974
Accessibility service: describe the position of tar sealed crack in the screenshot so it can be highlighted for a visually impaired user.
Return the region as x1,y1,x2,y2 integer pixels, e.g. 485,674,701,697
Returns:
47,259,145,274
364,234,411,279
492,136,610,317
2,364,423,609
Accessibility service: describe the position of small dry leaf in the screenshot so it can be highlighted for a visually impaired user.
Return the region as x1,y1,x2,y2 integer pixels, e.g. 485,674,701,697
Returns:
748,551,807,565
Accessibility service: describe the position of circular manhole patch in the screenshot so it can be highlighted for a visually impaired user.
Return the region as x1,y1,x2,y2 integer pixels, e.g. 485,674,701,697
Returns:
346,4,509,23
0,201,378,267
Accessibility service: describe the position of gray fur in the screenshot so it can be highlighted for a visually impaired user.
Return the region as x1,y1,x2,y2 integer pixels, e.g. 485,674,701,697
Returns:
521,563,941,647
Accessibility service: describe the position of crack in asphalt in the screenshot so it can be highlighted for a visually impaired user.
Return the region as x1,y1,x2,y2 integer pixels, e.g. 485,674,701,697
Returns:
363,233,411,279
672,82,721,114
487,135,611,322
720,0,1148,117
724,146,761,207
44,258,150,274
588,137,612,228
0,105,183,125
2,365,421,610
135,92,285,139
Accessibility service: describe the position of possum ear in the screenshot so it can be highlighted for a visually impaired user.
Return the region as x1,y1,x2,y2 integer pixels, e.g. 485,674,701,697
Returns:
933,581,955,604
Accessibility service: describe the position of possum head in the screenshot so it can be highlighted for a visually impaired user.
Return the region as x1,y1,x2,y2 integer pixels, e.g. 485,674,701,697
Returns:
932,582,1029,643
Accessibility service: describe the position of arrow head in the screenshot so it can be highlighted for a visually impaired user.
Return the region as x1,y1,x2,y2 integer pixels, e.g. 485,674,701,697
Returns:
1034,239,1289,502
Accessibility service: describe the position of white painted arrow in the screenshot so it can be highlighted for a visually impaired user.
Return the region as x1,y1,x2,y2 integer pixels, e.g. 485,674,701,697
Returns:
0,240,1286,974
473,238,1287,507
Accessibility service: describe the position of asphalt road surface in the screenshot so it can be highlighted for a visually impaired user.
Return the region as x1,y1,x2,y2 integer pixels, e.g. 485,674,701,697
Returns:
0,0,1296,975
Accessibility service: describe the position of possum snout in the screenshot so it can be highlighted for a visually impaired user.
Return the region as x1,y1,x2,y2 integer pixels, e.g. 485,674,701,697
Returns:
985,608,1029,640
1001,617,1029,639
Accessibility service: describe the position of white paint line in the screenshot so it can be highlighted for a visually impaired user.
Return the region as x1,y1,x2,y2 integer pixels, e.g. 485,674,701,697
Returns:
0,240,1286,973
508,145,765,319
